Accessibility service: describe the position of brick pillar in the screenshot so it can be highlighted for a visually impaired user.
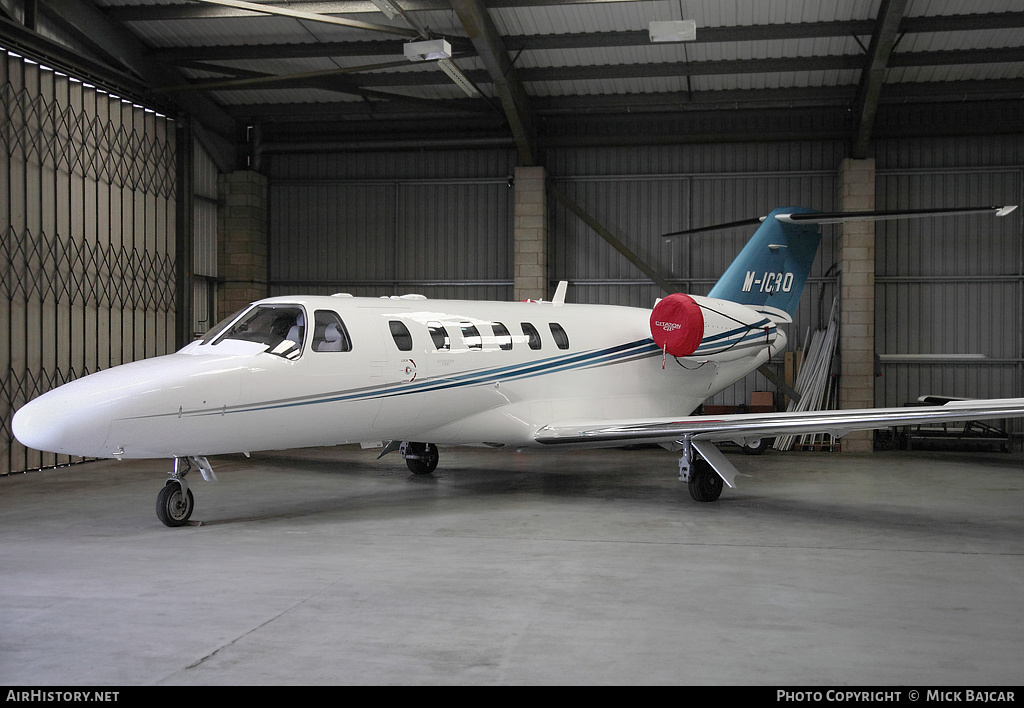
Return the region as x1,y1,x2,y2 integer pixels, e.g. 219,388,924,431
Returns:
513,166,548,301
837,158,876,452
217,170,268,320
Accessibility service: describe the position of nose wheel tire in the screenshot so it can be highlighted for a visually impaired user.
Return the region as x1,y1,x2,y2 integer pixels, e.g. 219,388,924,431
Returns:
156,482,194,527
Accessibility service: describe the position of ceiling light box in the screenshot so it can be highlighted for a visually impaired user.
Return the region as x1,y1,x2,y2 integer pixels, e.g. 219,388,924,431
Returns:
649,20,697,43
404,39,452,62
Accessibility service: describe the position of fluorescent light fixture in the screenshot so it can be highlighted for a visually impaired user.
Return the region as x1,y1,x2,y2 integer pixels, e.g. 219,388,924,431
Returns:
404,38,452,62
648,20,697,43
403,37,478,98
369,0,401,19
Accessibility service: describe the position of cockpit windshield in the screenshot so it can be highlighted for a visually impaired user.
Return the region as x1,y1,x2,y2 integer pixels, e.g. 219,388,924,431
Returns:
207,304,306,359
199,309,244,345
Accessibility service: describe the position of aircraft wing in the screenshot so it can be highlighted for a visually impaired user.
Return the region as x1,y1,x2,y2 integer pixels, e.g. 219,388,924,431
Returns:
534,398,1024,448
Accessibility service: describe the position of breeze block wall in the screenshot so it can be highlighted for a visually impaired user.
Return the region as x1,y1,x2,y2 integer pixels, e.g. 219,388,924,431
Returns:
837,158,877,453
217,170,268,320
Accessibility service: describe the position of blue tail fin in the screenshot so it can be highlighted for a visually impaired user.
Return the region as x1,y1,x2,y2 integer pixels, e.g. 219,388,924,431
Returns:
706,207,822,321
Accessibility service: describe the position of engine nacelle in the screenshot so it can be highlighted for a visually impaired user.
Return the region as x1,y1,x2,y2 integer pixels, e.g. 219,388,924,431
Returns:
651,293,780,362
650,293,705,357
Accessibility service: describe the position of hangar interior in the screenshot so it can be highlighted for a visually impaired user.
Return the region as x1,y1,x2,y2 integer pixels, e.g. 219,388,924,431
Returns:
2,0,1023,475
1,0,1024,686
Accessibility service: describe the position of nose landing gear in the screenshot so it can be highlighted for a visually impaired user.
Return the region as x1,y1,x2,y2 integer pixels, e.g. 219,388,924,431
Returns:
156,482,194,527
157,456,217,527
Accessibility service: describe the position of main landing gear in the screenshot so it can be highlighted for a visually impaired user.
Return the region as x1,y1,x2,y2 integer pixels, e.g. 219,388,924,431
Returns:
157,456,217,527
741,438,768,455
685,459,724,502
400,441,439,475
677,438,733,503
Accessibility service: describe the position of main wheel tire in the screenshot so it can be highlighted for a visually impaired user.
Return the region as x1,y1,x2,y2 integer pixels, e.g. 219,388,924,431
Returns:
687,459,724,503
741,438,769,455
156,482,194,527
405,442,439,475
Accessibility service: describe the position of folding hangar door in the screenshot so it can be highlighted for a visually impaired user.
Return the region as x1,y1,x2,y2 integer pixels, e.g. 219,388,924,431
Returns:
1,47,178,474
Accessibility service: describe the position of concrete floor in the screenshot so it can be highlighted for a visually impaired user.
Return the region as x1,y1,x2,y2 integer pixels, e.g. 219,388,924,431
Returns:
1,443,1022,686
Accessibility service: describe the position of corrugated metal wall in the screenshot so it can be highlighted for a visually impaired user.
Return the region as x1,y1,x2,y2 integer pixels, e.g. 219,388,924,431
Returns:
873,138,1024,442
266,151,519,301
1,48,177,474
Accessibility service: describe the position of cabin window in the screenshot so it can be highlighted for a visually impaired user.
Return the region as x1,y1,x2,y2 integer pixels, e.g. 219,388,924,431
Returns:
213,304,305,360
491,322,513,351
428,322,450,351
521,322,542,350
389,320,413,351
312,310,352,352
461,324,482,350
549,323,570,350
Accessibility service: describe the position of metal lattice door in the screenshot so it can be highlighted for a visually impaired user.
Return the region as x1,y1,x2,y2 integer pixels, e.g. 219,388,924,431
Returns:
1,48,177,474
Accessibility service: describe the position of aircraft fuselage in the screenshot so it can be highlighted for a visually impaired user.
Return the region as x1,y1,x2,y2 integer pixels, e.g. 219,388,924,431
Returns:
13,293,784,460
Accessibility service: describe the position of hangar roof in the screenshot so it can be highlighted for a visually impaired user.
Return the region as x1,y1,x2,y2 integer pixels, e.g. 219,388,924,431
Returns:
3,0,1023,165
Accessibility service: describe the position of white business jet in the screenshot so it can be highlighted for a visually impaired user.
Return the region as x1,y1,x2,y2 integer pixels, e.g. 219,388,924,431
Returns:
12,205,1024,526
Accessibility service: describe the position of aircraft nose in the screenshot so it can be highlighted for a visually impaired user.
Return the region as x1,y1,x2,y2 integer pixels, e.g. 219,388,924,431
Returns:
12,384,113,457
13,391,67,453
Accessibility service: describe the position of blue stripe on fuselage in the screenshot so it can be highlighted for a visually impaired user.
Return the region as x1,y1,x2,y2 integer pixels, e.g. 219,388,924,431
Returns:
183,337,662,418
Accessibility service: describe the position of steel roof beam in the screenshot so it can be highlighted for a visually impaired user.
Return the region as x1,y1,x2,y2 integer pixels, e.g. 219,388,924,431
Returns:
107,2,1024,30
169,46,1024,86
0,13,151,94
106,0,651,21
851,0,907,158
182,0,420,36
448,0,537,165
30,0,239,169
177,49,1010,94
527,79,1024,114
291,54,868,88
227,78,1024,127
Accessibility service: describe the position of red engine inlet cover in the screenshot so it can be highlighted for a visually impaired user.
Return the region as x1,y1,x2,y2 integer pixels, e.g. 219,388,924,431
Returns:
650,293,705,357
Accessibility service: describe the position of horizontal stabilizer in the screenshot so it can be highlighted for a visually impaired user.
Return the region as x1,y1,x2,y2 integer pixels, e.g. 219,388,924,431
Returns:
776,205,1016,224
662,216,766,239
663,205,1017,238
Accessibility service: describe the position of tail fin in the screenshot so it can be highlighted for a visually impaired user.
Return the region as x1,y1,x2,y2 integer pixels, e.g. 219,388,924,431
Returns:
706,207,821,322
703,204,1016,321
